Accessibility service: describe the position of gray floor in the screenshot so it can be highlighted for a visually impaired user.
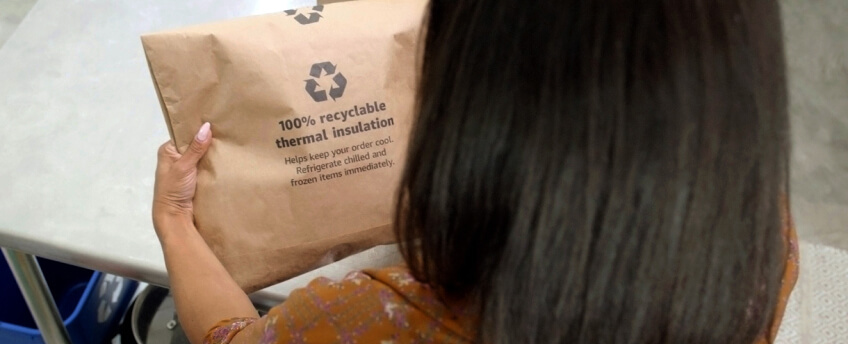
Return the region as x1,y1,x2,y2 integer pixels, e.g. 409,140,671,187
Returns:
1,0,846,250
783,0,848,251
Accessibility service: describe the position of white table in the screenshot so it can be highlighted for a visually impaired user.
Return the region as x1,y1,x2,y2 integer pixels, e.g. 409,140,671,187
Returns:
0,0,401,318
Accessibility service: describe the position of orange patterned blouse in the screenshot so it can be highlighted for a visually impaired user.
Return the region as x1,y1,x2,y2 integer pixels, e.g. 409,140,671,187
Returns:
205,267,476,344
205,223,799,344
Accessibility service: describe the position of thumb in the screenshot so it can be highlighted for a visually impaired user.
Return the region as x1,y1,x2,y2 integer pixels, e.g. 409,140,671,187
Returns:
179,122,212,167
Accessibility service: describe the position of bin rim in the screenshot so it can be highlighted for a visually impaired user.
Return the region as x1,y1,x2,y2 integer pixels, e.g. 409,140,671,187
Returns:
0,271,101,335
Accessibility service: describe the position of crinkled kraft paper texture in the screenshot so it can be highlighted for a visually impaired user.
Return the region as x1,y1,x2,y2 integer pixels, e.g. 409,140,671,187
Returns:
142,0,425,292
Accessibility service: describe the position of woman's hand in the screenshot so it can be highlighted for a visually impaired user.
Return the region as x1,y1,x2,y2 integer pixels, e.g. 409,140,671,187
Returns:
152,122,212,239
151,122,259,344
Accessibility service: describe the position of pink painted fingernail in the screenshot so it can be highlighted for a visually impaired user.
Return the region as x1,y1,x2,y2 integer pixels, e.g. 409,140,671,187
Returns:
196,122,211,142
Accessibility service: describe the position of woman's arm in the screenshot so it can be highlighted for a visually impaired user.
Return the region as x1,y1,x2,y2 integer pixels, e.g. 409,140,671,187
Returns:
156,215,259,344
153,123,259,344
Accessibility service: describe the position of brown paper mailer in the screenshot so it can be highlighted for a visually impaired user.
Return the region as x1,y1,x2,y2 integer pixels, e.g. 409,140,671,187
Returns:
141,0,425,292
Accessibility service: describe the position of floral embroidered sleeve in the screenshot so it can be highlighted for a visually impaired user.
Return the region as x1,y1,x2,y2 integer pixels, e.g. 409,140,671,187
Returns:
202,269,474,344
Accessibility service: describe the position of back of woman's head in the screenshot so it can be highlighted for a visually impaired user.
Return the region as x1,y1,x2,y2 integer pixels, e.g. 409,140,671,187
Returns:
395,0,790,343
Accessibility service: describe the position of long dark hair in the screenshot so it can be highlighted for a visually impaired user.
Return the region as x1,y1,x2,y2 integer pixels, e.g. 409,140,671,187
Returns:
395,0,790,343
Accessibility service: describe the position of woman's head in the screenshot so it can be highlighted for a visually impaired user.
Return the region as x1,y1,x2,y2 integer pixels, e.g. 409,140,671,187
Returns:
395,0,789,342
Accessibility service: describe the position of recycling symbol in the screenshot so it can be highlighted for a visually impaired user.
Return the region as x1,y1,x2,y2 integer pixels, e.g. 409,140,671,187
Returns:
284,5,323,25
96,274,125,323
305,61,346,102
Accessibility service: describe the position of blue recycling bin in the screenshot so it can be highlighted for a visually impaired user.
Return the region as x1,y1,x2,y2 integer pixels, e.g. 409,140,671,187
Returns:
0,256,137,343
